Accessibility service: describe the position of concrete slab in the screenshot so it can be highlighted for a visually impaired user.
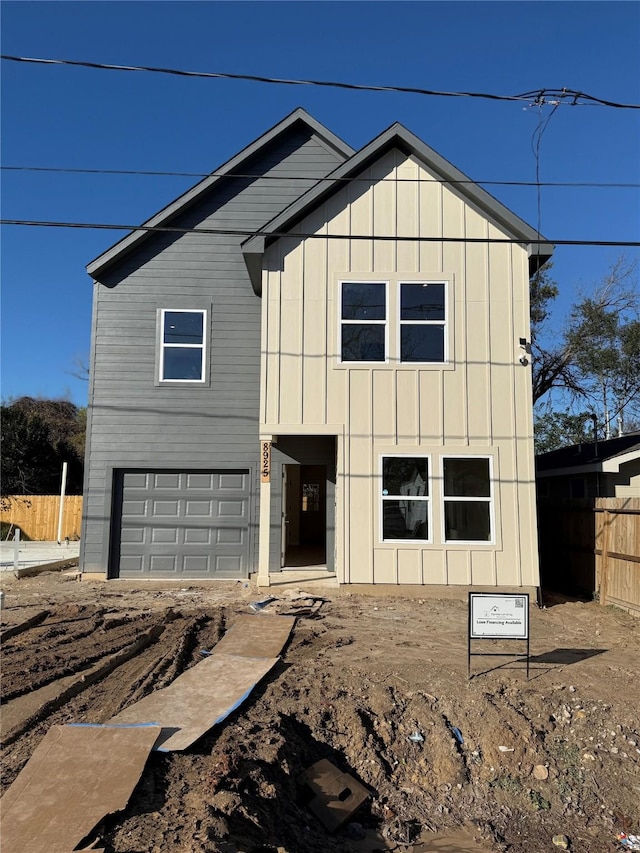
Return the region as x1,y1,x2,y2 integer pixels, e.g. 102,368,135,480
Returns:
0,541,81,573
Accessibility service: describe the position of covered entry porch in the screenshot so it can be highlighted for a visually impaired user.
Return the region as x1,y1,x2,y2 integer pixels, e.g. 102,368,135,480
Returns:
257,431,341,587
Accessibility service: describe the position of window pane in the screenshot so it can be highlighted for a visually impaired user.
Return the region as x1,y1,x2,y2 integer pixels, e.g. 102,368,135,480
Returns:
401,324,444,362
164,311,204,344
342,324,385,361
401,283,445,320
383,499,428,540
342,283,386,320
383,458,428,496
443,458,490,497
444,501,491,541
162,347,203,380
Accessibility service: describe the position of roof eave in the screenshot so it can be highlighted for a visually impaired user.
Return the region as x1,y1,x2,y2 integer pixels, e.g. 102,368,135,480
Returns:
86,108,354,279
241,122,554,279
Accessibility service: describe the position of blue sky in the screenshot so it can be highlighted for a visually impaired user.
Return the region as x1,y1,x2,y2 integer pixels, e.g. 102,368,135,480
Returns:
2,1,639,406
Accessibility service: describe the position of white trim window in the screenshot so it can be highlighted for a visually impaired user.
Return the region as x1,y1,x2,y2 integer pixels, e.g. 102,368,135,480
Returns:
399,282,446,363
160,309,206,382
381,456,430,541
340,281,387,362
442,456,493,542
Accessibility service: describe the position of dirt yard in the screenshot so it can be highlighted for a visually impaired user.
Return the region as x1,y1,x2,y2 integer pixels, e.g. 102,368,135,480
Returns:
1,571,639,853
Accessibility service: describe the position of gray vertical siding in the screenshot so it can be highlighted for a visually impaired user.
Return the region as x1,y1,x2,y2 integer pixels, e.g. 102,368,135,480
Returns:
81,126,345,575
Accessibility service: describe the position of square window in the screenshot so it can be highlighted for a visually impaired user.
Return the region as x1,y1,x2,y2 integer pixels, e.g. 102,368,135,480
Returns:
401,283,445,321
443,458,491,497
401,325,445,362
342,324,386,362
160,309,206,382
444,501,491,541
342,283,386,320
340,283,387,362
442,457,493,542
381,456,429,541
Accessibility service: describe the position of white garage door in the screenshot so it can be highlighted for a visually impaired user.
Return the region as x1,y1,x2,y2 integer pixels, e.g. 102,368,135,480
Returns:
115,469,250,578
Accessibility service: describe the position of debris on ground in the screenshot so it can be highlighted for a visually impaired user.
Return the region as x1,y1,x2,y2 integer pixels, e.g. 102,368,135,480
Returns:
1,573,639,852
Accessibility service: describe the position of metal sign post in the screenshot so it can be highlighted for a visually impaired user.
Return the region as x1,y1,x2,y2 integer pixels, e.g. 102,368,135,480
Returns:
468,593,530,679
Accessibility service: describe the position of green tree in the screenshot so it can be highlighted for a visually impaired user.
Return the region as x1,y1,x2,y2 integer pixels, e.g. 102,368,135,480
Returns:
531,257,640,447
533,411,594,455
1,397,85,497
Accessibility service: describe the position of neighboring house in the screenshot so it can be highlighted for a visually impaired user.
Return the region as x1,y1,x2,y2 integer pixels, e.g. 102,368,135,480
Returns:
536,434,640,500
81,109,552,590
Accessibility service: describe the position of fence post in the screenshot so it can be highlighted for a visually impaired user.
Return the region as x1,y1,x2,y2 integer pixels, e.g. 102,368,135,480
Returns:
57,462,68,544
13,527,21,573
600,508,611,606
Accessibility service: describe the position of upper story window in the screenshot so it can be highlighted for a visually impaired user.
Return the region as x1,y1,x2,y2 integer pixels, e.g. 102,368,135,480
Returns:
400,282,446,362
340,282,387,362
338,278,449,364
160,309,206,382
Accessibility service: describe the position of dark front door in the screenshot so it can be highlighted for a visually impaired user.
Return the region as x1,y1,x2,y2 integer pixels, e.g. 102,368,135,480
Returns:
299,465,326,546
281,464,327,567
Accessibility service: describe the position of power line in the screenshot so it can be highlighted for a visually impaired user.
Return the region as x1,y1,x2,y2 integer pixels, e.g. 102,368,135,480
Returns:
3,54,639,109
2,165,638,189
2,218,639,247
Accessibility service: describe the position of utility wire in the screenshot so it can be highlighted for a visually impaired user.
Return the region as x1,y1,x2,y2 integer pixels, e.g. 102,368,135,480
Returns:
2,218,639,247
3,54,639,109
2,165,638,189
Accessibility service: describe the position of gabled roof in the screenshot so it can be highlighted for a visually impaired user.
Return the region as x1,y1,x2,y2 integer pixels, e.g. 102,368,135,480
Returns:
536,433,640,477
87,108,355,278
242,122,554,294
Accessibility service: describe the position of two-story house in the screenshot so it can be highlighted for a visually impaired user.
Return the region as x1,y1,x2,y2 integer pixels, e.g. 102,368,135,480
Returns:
81,108,552,592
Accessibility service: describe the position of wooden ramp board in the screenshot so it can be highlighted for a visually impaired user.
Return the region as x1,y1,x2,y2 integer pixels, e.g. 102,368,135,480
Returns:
212,614,295,658
109,653,278,751
0,723,160,853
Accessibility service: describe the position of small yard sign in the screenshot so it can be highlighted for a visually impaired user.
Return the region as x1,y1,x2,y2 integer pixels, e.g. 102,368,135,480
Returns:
468,593,530,678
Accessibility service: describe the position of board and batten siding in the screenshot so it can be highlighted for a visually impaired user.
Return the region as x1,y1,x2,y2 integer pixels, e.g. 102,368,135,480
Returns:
81,127,346,575
261,148,539,586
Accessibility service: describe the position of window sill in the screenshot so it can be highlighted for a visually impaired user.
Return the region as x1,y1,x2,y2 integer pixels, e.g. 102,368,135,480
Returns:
334,360,455,371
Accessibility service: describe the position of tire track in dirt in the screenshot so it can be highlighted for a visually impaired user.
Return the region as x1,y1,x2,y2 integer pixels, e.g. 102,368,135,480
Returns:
1,607,161,701
0,608,229,793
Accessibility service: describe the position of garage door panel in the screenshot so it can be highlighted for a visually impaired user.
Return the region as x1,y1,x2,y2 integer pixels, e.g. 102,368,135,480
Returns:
150,555,178,573
115,469,250,579
123,473,149,489
187,473,215,489
151,527,179,544
216,527,244,545
218,473,247,490
217,500,246,519
122,499,147,516
120,555,144,573
154,473,181,489
215,555,244,574
185,500,213,517
153,500,180,516
121,527,145,544
184,528,212,544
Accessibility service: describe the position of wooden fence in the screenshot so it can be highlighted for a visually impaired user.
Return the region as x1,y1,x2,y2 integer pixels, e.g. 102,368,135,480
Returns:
1,495,83,542
538,497,640,617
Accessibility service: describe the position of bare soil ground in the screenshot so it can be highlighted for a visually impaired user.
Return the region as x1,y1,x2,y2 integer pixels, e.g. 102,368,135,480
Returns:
1,572,639,853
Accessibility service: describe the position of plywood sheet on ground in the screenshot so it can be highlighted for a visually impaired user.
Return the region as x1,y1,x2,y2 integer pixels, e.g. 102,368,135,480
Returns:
108,653,278,751
0,723,159,853
212,614,295,658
